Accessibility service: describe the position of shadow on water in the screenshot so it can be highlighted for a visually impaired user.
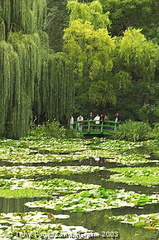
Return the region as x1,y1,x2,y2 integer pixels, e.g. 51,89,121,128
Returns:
57,210,159,240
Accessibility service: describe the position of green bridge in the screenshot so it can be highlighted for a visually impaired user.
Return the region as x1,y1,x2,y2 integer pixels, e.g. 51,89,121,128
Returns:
74,120,119,136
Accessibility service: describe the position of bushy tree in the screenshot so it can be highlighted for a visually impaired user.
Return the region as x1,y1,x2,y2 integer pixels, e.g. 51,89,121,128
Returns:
100,0,159,43
114,28,159,122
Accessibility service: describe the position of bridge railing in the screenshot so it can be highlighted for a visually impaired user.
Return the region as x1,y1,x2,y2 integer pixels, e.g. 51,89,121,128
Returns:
74,120,119,135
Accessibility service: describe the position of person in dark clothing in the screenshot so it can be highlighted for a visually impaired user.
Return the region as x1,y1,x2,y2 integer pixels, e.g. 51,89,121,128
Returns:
114,112,121,122
33,115,38,126
88,112,94,120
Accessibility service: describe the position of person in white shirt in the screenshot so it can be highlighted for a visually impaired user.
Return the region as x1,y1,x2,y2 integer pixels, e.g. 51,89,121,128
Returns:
69,116,74,129
77,115,84,131
94,114,100,124
94,114,100,131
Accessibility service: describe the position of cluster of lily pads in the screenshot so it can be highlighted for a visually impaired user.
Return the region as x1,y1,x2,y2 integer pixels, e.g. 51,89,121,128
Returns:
0,178,100,198
0,212,99,239
107,166,159,186
0,138,156,166
0,137,158,238
0,165,104,178
110,212,159,230
25,187,159,212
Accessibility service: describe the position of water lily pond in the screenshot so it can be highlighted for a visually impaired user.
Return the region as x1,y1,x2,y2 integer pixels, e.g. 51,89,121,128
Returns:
0,137,159,239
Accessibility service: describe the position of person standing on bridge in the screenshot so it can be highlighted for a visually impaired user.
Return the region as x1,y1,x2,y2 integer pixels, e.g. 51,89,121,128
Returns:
33,115,38,126
94,114,100,130
69,116,74,129
115,112,121,122
77,115,84,132
94,114,100,124
100,114,108,121
104,114,108,120
88,112,94,130
88,112,94,120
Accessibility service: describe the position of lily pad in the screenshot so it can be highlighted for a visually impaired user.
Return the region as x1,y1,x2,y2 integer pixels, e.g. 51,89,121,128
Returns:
107,166,159,186
25,187,159,212
0,178,99,197
0,165,105,178
110,212,159,229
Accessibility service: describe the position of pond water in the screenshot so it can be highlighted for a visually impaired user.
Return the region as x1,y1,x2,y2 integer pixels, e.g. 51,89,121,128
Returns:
0,138,159,240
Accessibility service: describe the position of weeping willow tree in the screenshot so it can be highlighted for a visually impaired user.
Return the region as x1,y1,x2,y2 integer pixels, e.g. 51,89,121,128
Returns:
0,0,74,138
0,41,18,137
0,18,5,41
0,0,46,35
35,52,74,123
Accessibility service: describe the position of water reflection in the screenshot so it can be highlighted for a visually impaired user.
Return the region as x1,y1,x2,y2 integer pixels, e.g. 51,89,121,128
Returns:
56,210,159,240
0,197,34,213
89,156,106,165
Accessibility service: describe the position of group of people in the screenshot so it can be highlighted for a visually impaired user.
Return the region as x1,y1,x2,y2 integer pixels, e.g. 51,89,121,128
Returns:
70,112,121,130
88,112,109,123
33,113,121,130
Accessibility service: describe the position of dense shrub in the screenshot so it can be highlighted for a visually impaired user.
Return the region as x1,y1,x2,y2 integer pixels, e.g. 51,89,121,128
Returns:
29,121,79,139
64,128,80,138
148,123,159,140
113,120,151,142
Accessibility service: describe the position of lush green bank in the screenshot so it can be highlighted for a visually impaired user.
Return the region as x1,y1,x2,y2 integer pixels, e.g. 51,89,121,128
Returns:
1,0,159,139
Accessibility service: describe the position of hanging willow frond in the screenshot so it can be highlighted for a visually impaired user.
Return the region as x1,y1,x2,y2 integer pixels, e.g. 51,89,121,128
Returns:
0,0,74,138
0,19,5,41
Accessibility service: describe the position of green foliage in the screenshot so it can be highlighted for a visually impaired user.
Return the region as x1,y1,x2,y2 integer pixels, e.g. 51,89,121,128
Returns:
65,128,80,138
0,188,48,198
0,0,74,139
148,123,159,140
89,79,117,105
101,0,159,43
63,0,159,113
30,121,66,138
119,28,159,81
67,0,111,29
113,120,151,141
2,0,47,34
44,0,68,51
63,19,115,76
63,13,115,105
108,166,159,186
0,18,5,41
30,121,79,139
1,0,159,138
41,52,74,122
138,104,155,123
111,212,159,229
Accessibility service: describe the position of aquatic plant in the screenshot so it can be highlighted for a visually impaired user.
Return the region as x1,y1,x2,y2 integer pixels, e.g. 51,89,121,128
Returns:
0,178,99,198
107,167,159,186
0,165,105,178
25,187,159,212
0,212,98,239
0,138,153,166
110,213,159,230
